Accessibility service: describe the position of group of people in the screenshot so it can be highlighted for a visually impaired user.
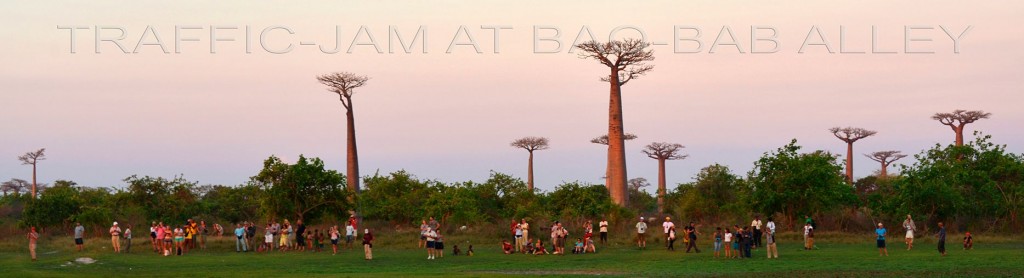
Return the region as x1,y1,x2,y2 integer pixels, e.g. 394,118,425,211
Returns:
638,216,777,259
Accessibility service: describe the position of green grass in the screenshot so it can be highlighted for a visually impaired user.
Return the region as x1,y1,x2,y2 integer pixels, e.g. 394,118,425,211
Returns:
1,234,1022,277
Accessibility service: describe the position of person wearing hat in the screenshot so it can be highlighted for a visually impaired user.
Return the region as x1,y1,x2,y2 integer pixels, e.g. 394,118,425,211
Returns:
875,222,888,256
110,221,122,253
635,217,648,249
662,217,675,249
362,229,374,260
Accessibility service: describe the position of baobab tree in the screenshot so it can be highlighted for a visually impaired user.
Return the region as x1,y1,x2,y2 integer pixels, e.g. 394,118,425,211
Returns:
627,177,650,192
316,72,369,193
577,39,655,206
591,133,637,180
642,142,687,213
510,136,550,192
17,148,46,199
864,151,907,178
1,178,29,196
932,109,992,146
830,127,877,184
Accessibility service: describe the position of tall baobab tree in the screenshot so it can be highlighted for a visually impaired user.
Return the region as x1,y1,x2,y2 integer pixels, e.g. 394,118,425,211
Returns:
1,178,30,196
510,136,550,192
591,133,637,180
830,127,877,184
932,109,992,146
316,72,369,193
642,142,687,213
17,148,46,199
864,151,907,178
577,39,655,206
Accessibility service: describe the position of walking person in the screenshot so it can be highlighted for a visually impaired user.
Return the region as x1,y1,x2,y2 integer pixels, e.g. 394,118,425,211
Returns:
751,216,763,248
662,217,675,249
234,223,248,252
667,226,677,251
936,222,947,256
124,225,132,253
110,222,122,253
28,227,39,261
362,229,374,260
330,225,340,255
346,221,356,249
635,217,647,249
766,227,778,259
903,214,916,250
74,222,85,252
599,219,609,244
684,222,700,253
876,223,889,256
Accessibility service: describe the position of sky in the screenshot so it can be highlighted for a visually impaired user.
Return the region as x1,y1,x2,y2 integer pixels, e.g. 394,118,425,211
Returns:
1,0,1022,192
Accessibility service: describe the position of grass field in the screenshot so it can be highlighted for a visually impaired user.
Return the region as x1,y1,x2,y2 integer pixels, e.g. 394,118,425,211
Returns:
1,233,1022,277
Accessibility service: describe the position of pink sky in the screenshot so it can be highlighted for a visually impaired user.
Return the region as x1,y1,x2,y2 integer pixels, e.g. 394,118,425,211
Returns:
2,1,1022,191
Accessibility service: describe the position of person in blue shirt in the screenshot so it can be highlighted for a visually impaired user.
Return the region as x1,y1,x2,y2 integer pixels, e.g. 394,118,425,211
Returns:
234,224,248,252
936,222,947,256
875,223,888,256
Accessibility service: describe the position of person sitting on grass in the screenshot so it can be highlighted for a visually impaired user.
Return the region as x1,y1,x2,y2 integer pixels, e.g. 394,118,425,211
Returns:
522,240,535,254
453,244,461,256
585,233,596,253
963,232,973,250
573,238,584,254
467,245,475,256
502,239,514,254
533,239,549,255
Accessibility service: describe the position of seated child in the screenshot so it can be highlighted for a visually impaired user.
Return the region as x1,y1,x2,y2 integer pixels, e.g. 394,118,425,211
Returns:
467,245,475,256
963,232,973,250
523,241,534,254
533,240,549,255
453,244,461,256
573,238,584,254
502,240,514,254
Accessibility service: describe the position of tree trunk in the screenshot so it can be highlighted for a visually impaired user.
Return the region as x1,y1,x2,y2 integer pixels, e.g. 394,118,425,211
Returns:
879,161,888,178
527,150,535,192
845,142,853,184
345,96,360,193
657,158,666,213
31,163,37,199
606,70,628,206
955,125,965,146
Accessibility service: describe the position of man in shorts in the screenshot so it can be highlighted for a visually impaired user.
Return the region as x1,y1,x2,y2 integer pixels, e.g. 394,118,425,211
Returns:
635,217,647,249
345,221,356,249
74,222,85,252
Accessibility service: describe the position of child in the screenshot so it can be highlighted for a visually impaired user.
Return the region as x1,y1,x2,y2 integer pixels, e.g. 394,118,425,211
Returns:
533,239,549,255
467,245,475,256
963,232,973,250
573,238,584,254
453,244,461,256
523,240,535,254
263,226,273,253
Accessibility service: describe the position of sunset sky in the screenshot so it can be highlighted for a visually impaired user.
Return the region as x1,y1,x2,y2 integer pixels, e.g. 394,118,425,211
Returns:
2,0,1022,191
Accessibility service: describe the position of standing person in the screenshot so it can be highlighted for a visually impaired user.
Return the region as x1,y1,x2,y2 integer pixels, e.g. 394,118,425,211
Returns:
110,222,122,253
766,227,779,259
550,222,560,254
803,222,813,250
269,221,279,251
662,217,675,249
666,226,676,251
685,222,700,253
723,228,733,258
295,220,307,252
521,219,530,246
74,222,85,252
936,222,947,256
766,217,776,236
345,221,356,249
28,227,39,261
362,229,374,260
234,223,247,252
435,230,445,258
199,221,208,250
635,217,647,249
599,219,609,244
246,222,257,251
963,232,974,250
751,216,763,248
742,226,753,258
903,214,916,250
418,220,428,248
713,227,723,258
514,223,524,252
162,225,173,256
428,217,439,232
425,228,437,260
558,223,569,255
875,223,888,256
150,222,158,253
124,225,132,253
732,226,742,258
262,224,273,253
330,225,340,255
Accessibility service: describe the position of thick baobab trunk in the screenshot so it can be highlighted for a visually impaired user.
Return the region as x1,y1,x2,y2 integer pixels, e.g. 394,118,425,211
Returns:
845,142,854,184
527,151,535,192
345,96,360,193
955,125,965,146
657,158,666,213
606,71,628,206
879,161,888,178
31,164,37,199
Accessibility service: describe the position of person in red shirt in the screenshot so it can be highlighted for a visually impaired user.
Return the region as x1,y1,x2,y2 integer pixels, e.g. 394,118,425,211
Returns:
501,240,514,254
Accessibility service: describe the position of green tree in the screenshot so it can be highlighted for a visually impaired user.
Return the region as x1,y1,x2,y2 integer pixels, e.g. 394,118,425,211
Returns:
547,181,613,223
748,140,856,230
20,180,80,230
251,155,349,223
360,170,429,223
671,164,746,224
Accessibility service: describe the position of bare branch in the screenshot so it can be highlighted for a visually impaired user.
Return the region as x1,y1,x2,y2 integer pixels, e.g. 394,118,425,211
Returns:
510,136,550,152
316,72,370,108
642,142,688,160
576,39,655,85
864,151,907,165
17,148,46,165
829,127,877,143
931,109,991,127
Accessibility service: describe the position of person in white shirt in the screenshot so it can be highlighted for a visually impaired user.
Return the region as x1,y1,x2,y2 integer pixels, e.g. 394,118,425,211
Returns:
520,219,530,248
766,217,777,235
751,216,763,248
903,214,916,250
662,217,675,249
599,219,609,244
345,223,356,249
425,228,438,259
635,217,648,249
109,222,122,253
